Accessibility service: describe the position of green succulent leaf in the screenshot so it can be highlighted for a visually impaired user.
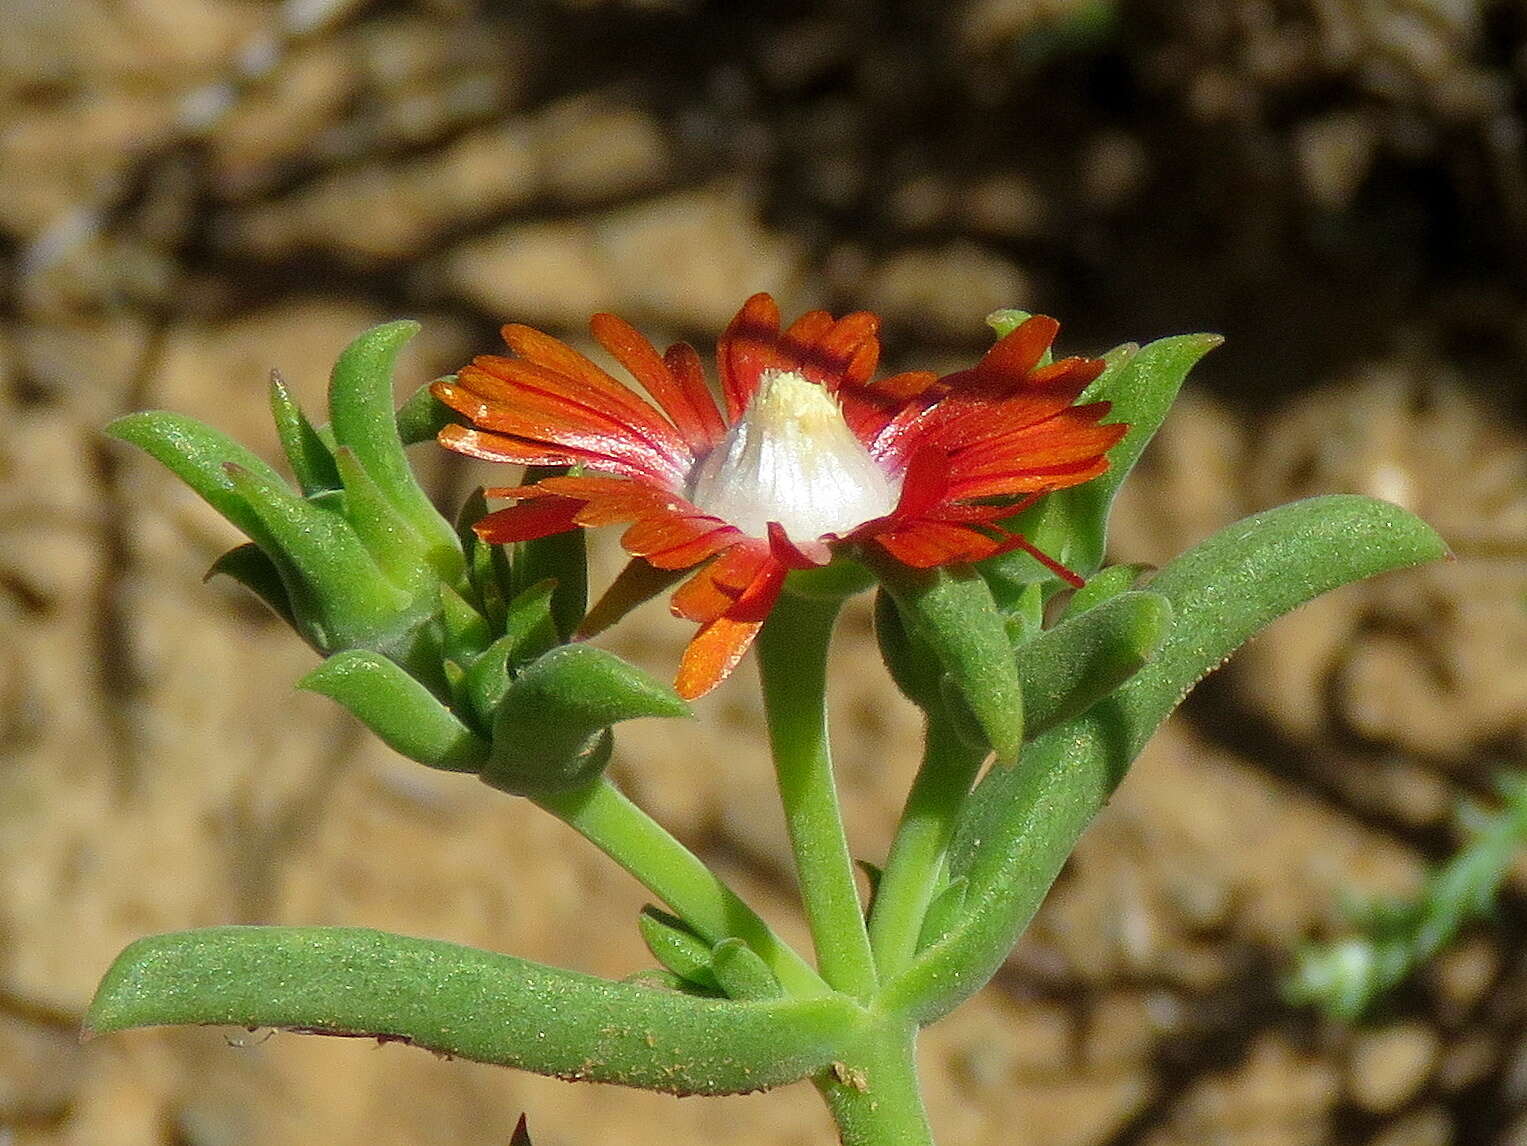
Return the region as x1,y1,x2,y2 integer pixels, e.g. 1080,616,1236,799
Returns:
456,488,515,632
1059,563,1151,620
873,562,1024,763
327,322,461,579
268,370,341,495
710,939,785,1002
395,378,459,446
85,926,862,1095
638,908,721,994
484,646,689,797
298,650,488,772
106,411,289,545
1016,591,1172,742
439,582,492,663
883,495,1448,1022
204,543,296,628
981,334,1222,603
332,446,432,589
223,462,413,647
916,878,967,954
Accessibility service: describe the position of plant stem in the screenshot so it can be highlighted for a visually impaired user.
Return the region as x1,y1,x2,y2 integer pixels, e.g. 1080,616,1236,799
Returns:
536,776,829,998
756,594,879,999
818,1022,935,1146
867,716,987,980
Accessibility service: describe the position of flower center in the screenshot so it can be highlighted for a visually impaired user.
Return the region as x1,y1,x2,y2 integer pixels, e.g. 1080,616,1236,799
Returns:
688,369,900,541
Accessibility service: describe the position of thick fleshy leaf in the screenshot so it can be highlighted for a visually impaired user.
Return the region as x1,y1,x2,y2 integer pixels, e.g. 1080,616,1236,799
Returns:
223,462,414,647
298,650,488,772
204,543,295,628
456,488,514,632
395,378,460,446
485,646,689,796
439,582,492,663
873,562,1024,762
106,411,289,546
269,370,341,495
327,322,462,577
883,495,1447,1022
332,446,432,589
1059,562,1150,620
981,334,1221,603
85,926,861,1095
915,878,967,953
1016,591,1171,742
638,908,720,994
710,939,784,1001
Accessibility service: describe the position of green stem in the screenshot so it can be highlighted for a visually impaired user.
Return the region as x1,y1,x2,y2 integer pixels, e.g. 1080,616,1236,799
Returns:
867,716,987,980
817,1022,935,1146
536,776,829,998
756,594,879,999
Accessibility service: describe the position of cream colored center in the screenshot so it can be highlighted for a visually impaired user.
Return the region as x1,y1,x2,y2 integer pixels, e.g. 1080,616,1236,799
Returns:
688,369,900,541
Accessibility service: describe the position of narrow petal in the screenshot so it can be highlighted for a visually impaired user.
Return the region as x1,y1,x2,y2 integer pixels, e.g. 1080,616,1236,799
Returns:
676,616,764,700
976,315,1060,382
872,521,1002,568
664,342,727,446
766,521,832,568
474,497,585,544
718,293,783,419
500,323,679,438
436,423,652,478
671,544,773,623
590,313,712,453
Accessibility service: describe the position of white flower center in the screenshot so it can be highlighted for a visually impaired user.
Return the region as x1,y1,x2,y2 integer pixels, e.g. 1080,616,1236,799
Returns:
688,369,900,541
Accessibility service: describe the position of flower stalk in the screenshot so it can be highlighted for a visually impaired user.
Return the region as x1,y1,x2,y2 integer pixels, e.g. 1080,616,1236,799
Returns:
757,592,880,1000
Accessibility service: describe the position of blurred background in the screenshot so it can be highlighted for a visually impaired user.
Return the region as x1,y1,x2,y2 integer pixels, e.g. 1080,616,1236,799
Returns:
3,1,1527,1143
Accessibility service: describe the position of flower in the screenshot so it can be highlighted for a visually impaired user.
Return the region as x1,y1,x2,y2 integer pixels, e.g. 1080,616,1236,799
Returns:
433,294,1126,699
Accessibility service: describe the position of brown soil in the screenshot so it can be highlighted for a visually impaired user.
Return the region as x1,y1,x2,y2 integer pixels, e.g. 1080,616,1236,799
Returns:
2,2,1525,1144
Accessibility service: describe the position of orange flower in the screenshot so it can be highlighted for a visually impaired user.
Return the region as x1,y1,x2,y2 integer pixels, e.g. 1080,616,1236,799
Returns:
434,294,1126,699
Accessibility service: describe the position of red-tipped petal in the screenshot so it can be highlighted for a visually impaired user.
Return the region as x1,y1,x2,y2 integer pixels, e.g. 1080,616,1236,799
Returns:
766,521,832,568
718,293,783,419
474,497,586,544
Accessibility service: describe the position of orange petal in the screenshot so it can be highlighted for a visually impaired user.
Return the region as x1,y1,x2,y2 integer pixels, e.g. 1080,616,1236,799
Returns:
664,342,727,446
591,313,713,454
676,616,763,699
474,497,585,544
977,315,1060,383
872,521,1001,568
671,545,773,623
